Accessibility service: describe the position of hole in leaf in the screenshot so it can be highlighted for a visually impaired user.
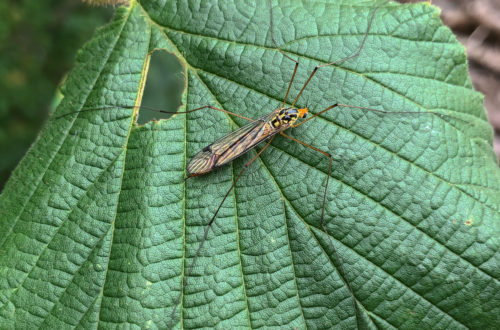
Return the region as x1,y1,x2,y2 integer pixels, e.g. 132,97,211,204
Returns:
138,50,184,124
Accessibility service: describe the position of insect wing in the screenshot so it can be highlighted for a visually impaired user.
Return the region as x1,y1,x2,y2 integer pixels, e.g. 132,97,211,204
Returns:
187,113,276,174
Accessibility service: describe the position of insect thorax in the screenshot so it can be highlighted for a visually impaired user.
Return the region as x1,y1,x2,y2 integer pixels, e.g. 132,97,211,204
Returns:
270,107,304,129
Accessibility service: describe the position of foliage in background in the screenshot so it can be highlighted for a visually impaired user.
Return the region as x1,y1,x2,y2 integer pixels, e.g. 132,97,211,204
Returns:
0,0,112,190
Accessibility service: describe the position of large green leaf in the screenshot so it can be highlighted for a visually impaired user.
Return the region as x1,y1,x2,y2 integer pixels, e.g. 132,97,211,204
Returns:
1,0,499,328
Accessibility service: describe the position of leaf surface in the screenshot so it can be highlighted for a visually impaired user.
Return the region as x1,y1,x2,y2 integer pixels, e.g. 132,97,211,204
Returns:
1,0,499,329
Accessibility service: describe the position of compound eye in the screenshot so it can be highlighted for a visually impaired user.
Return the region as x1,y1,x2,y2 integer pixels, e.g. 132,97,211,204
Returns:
302,113,307,119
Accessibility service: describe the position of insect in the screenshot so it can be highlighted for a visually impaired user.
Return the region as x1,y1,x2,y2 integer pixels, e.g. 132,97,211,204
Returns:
52,0,474,329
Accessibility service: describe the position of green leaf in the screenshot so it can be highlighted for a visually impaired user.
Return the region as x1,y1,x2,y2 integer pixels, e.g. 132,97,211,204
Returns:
1,0,499,328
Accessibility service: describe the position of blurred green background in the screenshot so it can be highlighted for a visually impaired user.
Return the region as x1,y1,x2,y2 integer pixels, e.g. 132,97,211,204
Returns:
0,0,114,190
0,0,184,191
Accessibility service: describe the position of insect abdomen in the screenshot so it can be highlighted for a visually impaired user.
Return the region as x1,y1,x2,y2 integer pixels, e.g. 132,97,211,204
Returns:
187,147,217,175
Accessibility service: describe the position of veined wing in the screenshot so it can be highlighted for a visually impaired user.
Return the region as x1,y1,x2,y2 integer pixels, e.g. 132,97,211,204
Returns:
187,112,278,175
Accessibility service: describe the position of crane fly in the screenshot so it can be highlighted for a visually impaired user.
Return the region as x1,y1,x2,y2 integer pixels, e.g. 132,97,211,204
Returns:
53,0,466,328
186,107,310,177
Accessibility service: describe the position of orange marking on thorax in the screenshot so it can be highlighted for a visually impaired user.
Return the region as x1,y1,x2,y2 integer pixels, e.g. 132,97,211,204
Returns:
298,108,308,118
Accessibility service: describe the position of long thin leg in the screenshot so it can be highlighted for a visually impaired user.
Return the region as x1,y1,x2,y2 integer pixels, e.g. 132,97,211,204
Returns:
169,135,276,329
291,1,386,107
279,131,359,323
293,102,467,129
56,104,254,122
176,105,253,121
269,0,299,108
